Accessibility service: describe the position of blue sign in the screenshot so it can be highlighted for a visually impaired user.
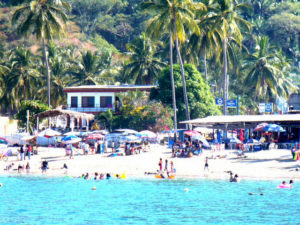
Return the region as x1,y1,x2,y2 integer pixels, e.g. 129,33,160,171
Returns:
215,98,223,106
265,103,273,113
227,100,237,108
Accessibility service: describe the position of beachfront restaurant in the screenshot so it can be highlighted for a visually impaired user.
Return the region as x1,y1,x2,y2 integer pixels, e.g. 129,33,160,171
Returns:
180,114,300,149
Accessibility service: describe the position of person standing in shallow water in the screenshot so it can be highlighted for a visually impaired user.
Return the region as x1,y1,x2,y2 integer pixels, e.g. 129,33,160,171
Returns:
158,158,163,171
164,159,168,171
170,161,174,173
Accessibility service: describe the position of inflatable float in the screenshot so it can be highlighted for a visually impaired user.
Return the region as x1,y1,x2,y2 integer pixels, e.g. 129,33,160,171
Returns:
277,184,292,189
155,174,175,179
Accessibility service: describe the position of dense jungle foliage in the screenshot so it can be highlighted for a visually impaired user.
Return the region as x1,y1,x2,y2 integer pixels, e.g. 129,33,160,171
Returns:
0,0,299,127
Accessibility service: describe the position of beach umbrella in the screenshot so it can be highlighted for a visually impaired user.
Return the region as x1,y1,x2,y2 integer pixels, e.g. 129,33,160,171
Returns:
38,129,61,138
253,123,268,132
246,139,259,144
61,135,81,144
184,130,199,137
263,124,285,132
86,133,104,140
229,137,242,144
192,135,210,147
0,138,8,144
0,137,8,142
21,135,36,141
64,131,80,136
122,135,139,142
194,127,213,134
138,130,157,138
115,129,138,135
93,130,109,135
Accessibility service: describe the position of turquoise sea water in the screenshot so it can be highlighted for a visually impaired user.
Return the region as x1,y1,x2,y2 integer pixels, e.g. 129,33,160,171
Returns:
0,176,299,225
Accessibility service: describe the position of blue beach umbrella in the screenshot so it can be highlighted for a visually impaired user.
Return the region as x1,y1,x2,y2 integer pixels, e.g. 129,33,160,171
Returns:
61,135,81,144
229,137,242,144
263,124,285,132
246,139,259,144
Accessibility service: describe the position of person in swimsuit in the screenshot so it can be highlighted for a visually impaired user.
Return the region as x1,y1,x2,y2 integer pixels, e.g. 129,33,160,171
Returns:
204,157,209,171
41,161,48,173
164,159,168,171
158,158,163,171
25,162,30,173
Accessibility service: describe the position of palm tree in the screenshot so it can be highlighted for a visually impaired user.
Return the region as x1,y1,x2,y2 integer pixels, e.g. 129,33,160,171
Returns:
124,33,166,85
172,0,204,122
7,46,40,101
12,0,70,107
208,0,251,115
38,55,71,107
187,0,222,81
241,36,297,101
142,0,205,127
69,50,115,86
142,0,178,134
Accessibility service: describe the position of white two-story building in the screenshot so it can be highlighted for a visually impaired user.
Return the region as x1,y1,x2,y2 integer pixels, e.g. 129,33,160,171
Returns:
63,85,156,114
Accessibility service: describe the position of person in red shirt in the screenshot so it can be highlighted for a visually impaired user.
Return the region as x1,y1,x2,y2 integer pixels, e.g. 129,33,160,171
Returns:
27,145,32,160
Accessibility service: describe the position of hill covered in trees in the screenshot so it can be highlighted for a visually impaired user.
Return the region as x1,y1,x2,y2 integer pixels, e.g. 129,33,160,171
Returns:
0,0,299,119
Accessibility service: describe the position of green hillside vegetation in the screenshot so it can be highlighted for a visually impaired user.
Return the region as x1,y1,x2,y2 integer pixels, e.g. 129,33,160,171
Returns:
0,0,299,124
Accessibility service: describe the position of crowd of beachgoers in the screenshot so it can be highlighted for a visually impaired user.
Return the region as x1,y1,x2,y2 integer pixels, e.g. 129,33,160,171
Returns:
0,140,299,184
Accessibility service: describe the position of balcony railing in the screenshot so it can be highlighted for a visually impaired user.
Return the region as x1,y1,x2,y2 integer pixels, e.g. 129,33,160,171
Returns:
67,104,115,113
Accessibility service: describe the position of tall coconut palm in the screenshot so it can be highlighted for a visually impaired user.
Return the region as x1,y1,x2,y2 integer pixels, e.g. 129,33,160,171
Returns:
142,1,178,133
12,0,70,107
142,0,205,126
208,0,251,115
187,0,222,81
124,33,166,85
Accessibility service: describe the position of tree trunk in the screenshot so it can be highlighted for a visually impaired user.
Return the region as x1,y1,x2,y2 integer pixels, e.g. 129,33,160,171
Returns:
173,8,190,123
169,27,177,139
42,37,51,108
223,38,228,116
203,45,208,81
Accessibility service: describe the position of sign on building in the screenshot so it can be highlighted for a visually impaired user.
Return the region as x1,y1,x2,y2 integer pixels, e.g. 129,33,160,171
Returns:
226,100,237,108
259,103,273,113
215,98,223,106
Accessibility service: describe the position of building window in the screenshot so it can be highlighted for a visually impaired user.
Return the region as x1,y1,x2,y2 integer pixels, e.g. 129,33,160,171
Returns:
71,97,78,108
100,96,113,108
82,97,95,108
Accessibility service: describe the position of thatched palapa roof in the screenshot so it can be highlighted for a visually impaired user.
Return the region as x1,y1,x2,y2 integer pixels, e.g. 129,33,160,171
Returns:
35,109,94,120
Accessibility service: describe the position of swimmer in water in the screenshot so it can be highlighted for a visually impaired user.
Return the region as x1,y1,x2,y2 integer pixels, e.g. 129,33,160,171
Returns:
100,173,104,180
232,174,239,182
94,172,98,180
229,172,233,182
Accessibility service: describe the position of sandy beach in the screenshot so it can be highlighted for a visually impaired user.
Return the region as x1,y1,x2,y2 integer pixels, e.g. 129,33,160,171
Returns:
1,145,299,181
